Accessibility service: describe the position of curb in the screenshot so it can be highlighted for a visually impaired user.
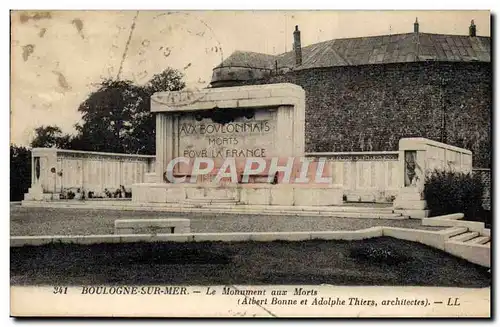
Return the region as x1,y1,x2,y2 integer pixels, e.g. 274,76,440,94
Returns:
11,227,490,268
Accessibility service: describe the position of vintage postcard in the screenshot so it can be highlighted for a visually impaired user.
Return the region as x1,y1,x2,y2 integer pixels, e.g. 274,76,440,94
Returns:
10,10,491,318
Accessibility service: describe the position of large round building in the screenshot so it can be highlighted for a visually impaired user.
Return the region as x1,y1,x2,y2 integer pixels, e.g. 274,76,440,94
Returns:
210,20,491,168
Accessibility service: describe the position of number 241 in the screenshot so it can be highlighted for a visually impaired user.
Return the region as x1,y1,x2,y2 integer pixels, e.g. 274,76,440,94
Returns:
53,286,68,294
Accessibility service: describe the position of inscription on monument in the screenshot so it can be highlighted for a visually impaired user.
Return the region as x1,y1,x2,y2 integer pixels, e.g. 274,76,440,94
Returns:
177,110,276,159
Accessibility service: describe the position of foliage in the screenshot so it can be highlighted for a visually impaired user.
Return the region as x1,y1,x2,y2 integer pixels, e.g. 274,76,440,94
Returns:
11,69,185,201
424,170,485,219
72,68,185,154
72,79,152,153
30,68,186,155
145,68,185,95
30,126,72,149
10,145,31,201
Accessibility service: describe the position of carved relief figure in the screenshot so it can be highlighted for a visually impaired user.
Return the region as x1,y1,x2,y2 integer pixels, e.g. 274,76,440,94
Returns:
34,157,40,181
404,151,419,187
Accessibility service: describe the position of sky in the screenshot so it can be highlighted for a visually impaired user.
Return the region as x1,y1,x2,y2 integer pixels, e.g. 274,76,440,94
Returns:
10,10,490,146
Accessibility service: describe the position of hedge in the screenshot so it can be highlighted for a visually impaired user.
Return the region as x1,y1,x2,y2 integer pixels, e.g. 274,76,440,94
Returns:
424,170,485,220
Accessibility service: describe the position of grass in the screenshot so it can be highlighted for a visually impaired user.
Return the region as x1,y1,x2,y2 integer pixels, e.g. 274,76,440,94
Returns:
11,237,490,287
10,204,441,236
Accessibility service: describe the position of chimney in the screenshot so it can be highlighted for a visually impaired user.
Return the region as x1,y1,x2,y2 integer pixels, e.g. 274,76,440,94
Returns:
469,20,477,36
414,17,419,33
293,25,302,66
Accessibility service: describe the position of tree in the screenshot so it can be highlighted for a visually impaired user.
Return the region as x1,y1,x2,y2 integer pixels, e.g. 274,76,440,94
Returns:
146,68,185,94
72,68,185,154
30,125,72,148
10,145,31,201
73,80,149,153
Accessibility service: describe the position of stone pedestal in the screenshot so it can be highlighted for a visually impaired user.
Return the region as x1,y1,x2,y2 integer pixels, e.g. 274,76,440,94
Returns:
132,183,343,206
24,184,44,201
393,139,428,218
393,187,430,218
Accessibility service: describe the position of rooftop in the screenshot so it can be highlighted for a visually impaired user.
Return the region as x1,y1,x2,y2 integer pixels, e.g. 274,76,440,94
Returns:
214,32,491,71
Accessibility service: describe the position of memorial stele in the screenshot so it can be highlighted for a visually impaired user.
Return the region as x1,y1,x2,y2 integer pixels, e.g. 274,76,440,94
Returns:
132,83,344,206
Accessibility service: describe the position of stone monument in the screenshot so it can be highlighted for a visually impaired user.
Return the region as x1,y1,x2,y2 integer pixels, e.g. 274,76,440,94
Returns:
393,138,473,218
23,148,60,201
132,83,343,206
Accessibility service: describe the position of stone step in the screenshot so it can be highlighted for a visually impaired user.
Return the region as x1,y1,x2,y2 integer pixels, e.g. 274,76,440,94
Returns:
21,201,405,218
22,199,396,213
442,227,469,239
131,201,402,218
484,242,491,247
449,231,480,242
182,204,396,217
325,207,395,213
24,193,60,201
277,212,403,219
324,206,395,213
183,207,404,219
183,203,400,215
210,204,395,213
465,236,490,245
183,198,238,204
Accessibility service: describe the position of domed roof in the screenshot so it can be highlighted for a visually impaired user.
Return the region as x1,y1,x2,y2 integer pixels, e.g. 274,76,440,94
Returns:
211,32,491,86
214,50,281,70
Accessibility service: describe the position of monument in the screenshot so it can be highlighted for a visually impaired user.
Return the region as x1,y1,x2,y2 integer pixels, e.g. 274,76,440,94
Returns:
393,138,473,218
20,84,475,217
132,83,343,206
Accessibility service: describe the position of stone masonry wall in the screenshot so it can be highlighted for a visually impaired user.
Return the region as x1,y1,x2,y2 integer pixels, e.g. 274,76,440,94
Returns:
237,61,491,168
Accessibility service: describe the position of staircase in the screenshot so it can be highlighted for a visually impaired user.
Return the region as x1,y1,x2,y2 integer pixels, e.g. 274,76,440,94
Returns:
447,229,490,246
22,196,408,219
174,202,407,219
183,198,239,206
443,227,490,267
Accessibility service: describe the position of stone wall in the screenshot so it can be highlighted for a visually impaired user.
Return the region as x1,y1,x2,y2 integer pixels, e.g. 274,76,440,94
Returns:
237,61,491,168
25,148,155,199
306,151,400,203
56,151,155,195
307,139,476,205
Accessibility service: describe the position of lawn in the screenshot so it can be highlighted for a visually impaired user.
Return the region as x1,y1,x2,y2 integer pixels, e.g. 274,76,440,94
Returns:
11,237,490,287
10,204,440,236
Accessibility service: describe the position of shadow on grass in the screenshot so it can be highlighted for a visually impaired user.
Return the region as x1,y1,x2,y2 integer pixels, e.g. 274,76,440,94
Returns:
110,243,232,265
10,237,491,287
